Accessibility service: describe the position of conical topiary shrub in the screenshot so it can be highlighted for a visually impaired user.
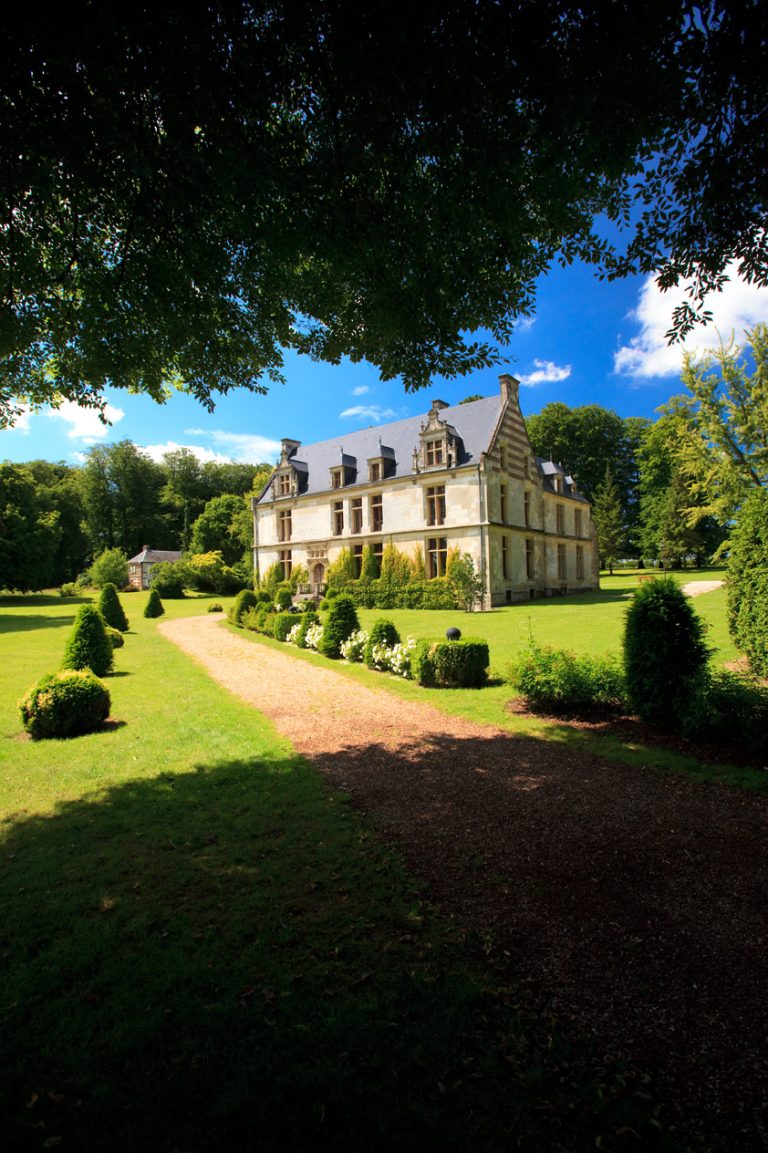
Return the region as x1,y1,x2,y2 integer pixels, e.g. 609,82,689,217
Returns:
98,582,129,632
144,588,165,618
62,604,114,677
318,594,359,659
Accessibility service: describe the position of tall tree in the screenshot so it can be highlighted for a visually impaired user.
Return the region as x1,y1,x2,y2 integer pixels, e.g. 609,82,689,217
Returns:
161,449,206,550
78,441,166,556
1,2,765,427
662,325,768,527
526,402,649,551
591,465,624,575
23,460,90,583
0,464,62,590
189,494,248,567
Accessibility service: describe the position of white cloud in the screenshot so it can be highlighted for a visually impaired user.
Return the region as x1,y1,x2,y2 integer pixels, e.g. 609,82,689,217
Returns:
351,385,371,396
514,315,537,334
12,405,32,433
141,440,237,465
517,359,572,387
47,400,125,443
149,429,282,464
614,263,768,378
339,404,399,423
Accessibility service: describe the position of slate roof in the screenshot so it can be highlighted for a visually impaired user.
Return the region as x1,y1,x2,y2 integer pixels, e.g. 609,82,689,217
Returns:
128,547,183,564
257,394,502,502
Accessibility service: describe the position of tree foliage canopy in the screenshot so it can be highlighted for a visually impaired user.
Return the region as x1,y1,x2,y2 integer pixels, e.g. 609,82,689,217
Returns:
2,1,766,427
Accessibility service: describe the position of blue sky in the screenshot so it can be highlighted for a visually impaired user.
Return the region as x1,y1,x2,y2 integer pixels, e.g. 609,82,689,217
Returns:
3,260,768,468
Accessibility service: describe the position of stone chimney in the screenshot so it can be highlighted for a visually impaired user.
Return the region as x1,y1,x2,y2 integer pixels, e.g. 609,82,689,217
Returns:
499,374,520,405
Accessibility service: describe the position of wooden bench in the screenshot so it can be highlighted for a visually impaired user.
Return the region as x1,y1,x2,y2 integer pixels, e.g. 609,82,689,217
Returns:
637,572,657,583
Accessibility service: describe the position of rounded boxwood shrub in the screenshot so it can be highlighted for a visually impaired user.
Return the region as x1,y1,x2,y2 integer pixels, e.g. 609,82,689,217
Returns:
273,613,298,642
364,618,401,668
208,602,223,613
229,588,258,626
318,595,359,659
144,588,165,618
150,562,187,598
62,604,114,676
20,669,111,739
98,582,129,632
275,585,293,611
105,625,125,649
623,576,710,731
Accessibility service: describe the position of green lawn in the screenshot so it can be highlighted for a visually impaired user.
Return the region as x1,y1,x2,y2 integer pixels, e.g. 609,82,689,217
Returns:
0,591,675,1152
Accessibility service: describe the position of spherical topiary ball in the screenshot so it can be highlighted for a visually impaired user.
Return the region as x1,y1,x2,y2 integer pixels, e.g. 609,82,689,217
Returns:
19,669,111,739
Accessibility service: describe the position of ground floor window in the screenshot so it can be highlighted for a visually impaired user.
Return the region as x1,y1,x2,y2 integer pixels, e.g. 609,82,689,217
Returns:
576,545,584,580
353,543,363,577
557,543,567,580
427,536,448,578
501,536,509,578
373,541,383,572
525,538,535,580
279,549,292,580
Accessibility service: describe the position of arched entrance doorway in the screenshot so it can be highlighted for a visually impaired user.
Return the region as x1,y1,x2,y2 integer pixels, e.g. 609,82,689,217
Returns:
311,562,325,595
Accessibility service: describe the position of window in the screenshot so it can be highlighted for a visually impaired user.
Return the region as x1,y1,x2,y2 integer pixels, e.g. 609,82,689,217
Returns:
557,543,567,580
368,461,381,482
278,472,292,496
277,509,292,542
330,468,343,489
353,543,363,577
524,490,531,527
576,545,584,580
556,503,565,534
427,536,448,578
425,439,444,467
554,475,563,495
502,536,509,579
332,500,343,536
373,542,383,571
426,485,445,526
525,538,535,580
370,493,383,532
279,549,292,580
500,484,507,524
575,509,583,537
499,443,506,470
351,498,363,534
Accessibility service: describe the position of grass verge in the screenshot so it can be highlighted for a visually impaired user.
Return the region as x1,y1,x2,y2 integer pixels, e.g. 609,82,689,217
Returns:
1,593,675,1151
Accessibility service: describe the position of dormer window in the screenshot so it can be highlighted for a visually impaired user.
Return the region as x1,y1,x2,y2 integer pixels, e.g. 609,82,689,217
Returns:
330,468,343,489
277,472,292,497
425,439,444,467
369,461,381,482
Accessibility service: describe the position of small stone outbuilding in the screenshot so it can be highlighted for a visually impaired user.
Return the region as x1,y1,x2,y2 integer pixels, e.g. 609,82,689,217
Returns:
127,546,182,590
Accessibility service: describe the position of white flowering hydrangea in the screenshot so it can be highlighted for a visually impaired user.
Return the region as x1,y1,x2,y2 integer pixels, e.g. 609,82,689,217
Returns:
303,622,324,651
286,621,302,646
340,629,369,662
367,636,418,678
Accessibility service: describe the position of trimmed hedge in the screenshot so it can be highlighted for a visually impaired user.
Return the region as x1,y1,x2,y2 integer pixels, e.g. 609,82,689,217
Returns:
62,604,114,677
412,639,489,688
98,583,129,631
273,612,299,642
623,577,709,731
19,669,111,739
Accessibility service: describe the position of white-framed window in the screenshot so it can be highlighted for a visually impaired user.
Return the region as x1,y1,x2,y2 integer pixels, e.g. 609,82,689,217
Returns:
351,498,363,534
370,493,383,531
426,485,446,526
427,536,448,578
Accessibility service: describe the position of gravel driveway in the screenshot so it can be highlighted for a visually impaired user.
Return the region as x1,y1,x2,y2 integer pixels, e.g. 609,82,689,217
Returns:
160,614,767,1152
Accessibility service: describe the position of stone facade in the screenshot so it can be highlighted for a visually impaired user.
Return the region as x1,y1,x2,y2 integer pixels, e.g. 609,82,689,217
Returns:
252,375,599,606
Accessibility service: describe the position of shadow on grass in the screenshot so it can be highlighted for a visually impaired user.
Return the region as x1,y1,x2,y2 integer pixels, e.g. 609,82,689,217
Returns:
0,613,78,634
0,595,92,608
0,755,656,1153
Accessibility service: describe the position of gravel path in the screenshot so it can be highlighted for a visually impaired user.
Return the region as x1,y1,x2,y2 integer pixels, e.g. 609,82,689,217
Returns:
160,614,767,1151
682,579,724,596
